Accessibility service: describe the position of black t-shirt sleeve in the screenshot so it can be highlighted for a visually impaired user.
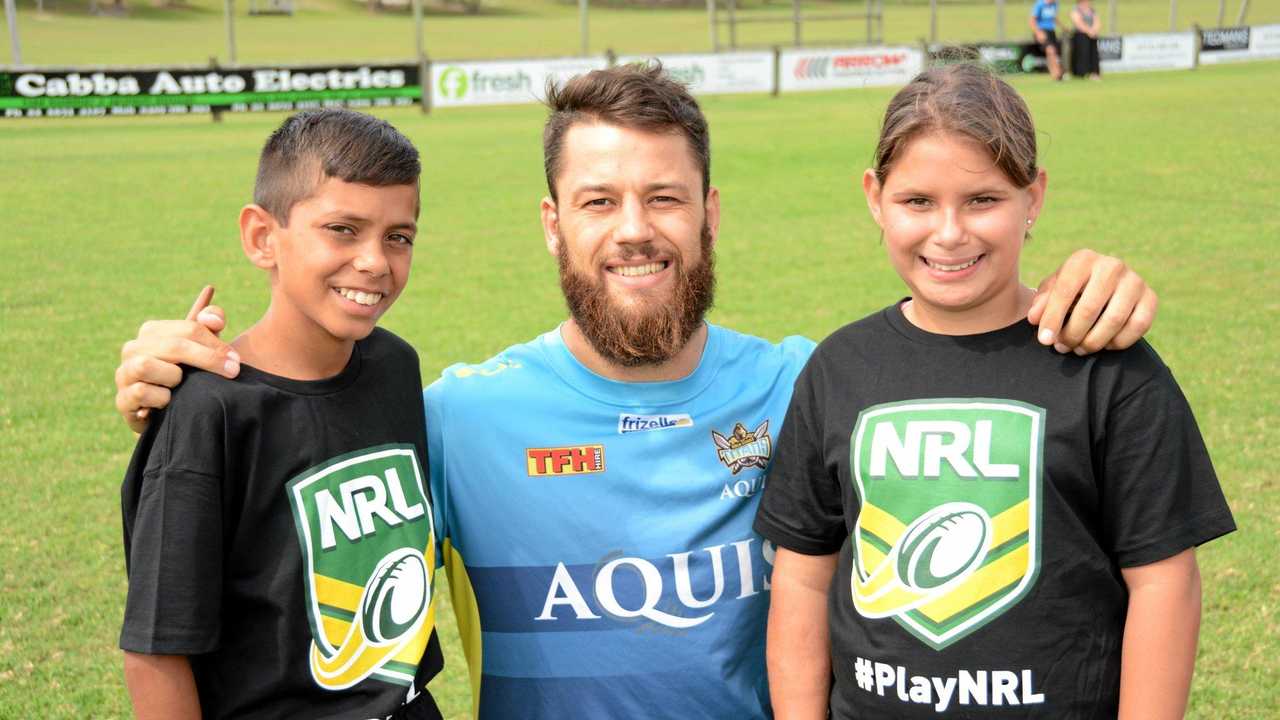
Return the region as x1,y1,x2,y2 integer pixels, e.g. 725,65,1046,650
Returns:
120,374,228,655
755,354,847,555
1096,353,1235,568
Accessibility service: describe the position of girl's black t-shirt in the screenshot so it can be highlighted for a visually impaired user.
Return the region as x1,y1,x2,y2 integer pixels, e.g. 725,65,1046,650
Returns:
756,303,1234,719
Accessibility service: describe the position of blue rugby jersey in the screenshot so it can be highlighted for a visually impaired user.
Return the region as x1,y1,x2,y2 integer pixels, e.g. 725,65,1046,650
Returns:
424,324,814,719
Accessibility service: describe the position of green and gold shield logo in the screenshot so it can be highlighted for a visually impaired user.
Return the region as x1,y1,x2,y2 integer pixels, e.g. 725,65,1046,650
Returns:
287,443,435,689
849,399,1044,650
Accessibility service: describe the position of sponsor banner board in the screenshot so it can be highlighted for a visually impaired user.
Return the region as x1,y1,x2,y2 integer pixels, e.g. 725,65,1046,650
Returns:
0,63,419,119
928,43,1047,74
1098,32,1196,73
779,46,924,92
1200,24,1280,64
616,52,775,95
431,57,606,108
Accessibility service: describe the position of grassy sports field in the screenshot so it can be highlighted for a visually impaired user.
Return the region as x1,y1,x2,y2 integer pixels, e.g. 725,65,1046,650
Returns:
3,0,1279,66
1,32,1277,720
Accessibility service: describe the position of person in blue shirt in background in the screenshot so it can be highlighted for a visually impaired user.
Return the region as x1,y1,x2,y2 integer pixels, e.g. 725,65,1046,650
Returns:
113,64,1161,718
1031,0,1066,80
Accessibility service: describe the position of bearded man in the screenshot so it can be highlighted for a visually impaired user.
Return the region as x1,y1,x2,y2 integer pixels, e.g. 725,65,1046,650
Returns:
115,65,1159,719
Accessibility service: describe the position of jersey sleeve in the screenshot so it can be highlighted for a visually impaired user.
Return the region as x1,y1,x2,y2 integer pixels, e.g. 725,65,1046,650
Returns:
1097,354,1236,568
424,381,449,571
754,355,846,555
119,377,228,655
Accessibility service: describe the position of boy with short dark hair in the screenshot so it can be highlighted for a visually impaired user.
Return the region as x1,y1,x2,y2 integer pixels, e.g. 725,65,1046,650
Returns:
120,109,443,720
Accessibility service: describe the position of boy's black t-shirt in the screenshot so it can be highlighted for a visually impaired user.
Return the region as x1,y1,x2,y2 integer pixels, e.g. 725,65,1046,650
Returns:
755,304,1235,719
121,327,444,720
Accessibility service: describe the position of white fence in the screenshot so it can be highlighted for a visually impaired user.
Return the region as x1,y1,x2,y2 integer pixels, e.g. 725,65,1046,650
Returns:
4,24,1276,119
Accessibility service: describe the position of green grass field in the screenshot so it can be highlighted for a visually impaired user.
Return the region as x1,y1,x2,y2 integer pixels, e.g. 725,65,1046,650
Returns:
1,47,1277,720
3,0,1279,66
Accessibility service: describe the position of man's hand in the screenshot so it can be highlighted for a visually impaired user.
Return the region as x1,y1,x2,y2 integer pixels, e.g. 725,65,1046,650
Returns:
1028,249,1158,354
114,286,240,434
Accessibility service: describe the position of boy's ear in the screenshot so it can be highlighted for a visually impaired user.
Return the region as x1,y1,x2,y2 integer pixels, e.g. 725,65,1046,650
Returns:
239,204,279,270
540,197,561,258
861,169,885,229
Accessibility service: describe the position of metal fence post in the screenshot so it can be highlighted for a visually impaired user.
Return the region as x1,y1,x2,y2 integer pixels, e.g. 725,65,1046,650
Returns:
930,0,938,44
771,44,780,97
792,0,801,47
224,0,238,64
4,0,21,65
579,0,589,56
1236,0,1250,25
707,0,718,52
412,0,430,113
1109,0,1118,34
1217,0,1225,27
1170,0,1177,31
727,0,737,50
421,55,432,114
210,57,224,123
997,0,1005,42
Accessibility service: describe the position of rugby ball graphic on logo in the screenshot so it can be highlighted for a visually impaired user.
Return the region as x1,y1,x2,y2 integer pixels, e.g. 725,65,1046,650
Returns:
895,503,992,591
359,548,429,646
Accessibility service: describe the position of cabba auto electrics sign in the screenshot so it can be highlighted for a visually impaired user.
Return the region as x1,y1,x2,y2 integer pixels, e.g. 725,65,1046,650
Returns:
0,63,420,119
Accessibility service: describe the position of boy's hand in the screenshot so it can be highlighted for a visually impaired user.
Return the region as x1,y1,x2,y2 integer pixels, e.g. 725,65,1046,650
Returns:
115,286,240,434
1028,249,1158,354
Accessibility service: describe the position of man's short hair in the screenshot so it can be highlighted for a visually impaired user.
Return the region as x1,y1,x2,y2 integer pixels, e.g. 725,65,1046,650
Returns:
254,109,421,225
543,63,711,201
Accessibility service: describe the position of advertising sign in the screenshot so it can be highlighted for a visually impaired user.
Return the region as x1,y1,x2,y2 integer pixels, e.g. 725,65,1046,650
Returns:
1098,32,1196,73
928,43,1047,74
431,57,606,108
1200,24,1280,64
779,46,924,92
0,63,419,119
616,52,775,95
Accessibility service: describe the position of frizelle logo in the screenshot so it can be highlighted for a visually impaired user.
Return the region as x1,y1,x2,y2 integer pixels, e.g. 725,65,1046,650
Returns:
527,445,605,476
287,443,434,690
849,400,1044,650
536,537,776,629
618,413,694,434
437,67,469,99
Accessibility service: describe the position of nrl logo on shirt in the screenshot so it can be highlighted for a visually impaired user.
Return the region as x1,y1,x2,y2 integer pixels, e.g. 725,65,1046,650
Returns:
287,444,434,690
848,399,1044,651
712,420,772,474
617,413,694,434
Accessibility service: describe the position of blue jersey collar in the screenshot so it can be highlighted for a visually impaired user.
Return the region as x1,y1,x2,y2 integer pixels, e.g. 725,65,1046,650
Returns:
537,322,725,407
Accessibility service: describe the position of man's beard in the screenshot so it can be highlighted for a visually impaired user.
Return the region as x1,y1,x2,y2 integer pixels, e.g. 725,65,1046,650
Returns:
558,224,716,367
